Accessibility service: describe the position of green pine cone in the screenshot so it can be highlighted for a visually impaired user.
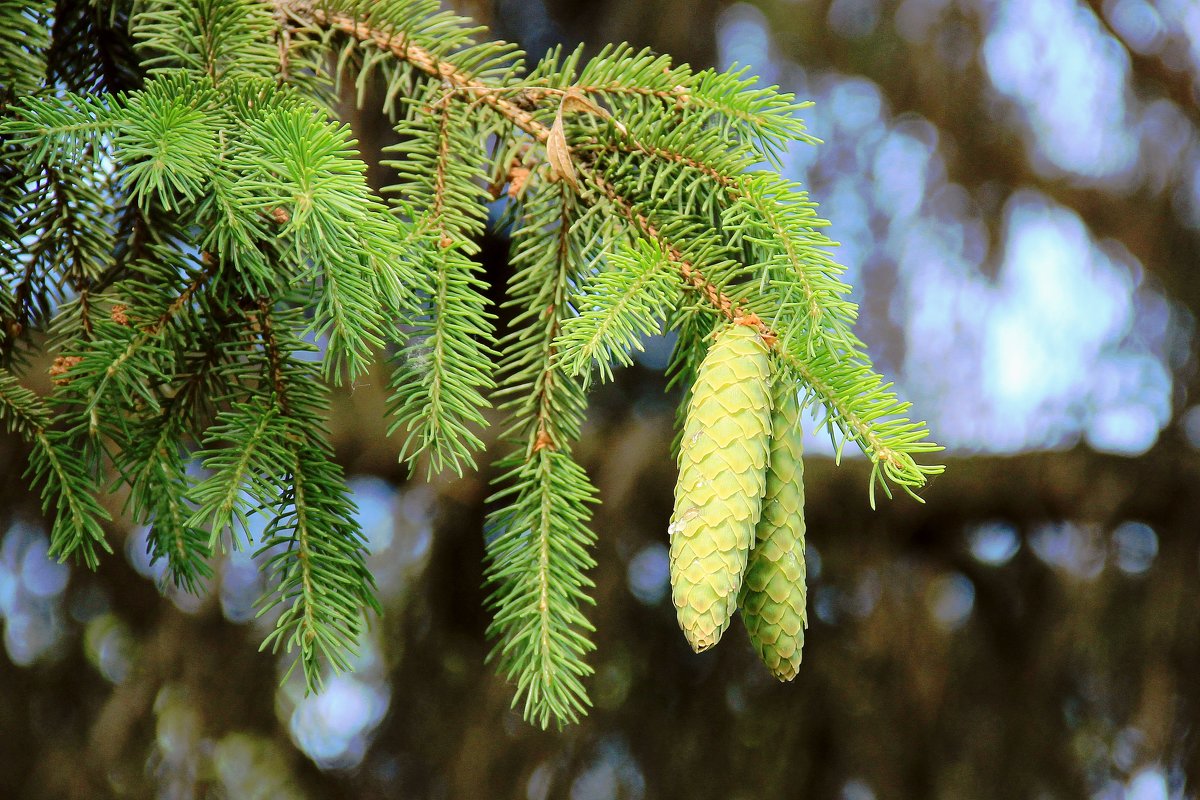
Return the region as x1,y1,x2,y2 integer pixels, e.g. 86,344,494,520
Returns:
670,323,772,652
740,376,808,680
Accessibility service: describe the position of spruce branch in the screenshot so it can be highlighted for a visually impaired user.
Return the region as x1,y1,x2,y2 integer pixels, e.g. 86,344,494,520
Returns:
0,368,112,568
0,0,949,729
0,1,50,107
308,5,546,141
557,238,681,384
189,398,285,546
134,0,281,84
485,181,599,727
190,299,381,690
486,448,597,728
723,173,860,356
44,0,141,96
582,121,860,360
65,249,219,427
229,101,400,382
383,78,497,477
122,403,213,593
587,171,940,493
291,0,941,492
107,255,230,590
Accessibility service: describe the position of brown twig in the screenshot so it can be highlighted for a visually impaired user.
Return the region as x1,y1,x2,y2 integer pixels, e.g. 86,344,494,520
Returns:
252,296,289,412
311,8,549,141
527,182,579,456
273,1,293,83
144,254,221,336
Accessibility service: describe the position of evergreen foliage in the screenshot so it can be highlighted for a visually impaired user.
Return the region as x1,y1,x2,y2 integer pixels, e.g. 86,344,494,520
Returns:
0,0,942,728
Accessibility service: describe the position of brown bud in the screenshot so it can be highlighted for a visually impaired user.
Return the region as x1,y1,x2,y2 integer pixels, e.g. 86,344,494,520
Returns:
514,89,541,112
49,355,83,385
507,165,531,199
532,429,555,453
110,304,130,326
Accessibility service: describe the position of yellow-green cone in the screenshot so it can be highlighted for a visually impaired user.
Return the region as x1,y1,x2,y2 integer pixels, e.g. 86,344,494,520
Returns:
740,377,807,680
670,323,772,652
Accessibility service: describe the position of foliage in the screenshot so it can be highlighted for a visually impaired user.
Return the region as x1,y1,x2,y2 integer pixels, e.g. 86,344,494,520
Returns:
0,0,941,728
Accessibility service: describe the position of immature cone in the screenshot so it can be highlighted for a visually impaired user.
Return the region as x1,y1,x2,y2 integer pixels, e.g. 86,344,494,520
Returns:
670,323,772,652
739,378,808,680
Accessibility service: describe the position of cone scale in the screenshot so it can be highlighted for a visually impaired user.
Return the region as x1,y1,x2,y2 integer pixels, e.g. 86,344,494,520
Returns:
669,323,772,652
740,377,808,680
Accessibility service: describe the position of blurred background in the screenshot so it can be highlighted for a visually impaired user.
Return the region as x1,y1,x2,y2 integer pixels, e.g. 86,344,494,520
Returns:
2,0,1199,797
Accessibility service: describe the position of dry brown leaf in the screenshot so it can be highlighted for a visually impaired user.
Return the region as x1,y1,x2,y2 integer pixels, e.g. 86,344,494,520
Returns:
545,88,627,191
546,110,578,189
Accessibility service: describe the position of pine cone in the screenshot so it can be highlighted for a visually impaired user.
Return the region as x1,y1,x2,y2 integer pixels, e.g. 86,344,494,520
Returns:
740,377,807,680
670,323,772,652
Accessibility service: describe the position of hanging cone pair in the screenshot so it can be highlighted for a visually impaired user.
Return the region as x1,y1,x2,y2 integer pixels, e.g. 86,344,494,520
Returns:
668,322,808,680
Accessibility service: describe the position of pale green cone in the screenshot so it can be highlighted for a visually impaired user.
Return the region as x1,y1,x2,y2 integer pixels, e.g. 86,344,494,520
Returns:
740,376,807,680
669,323,772,652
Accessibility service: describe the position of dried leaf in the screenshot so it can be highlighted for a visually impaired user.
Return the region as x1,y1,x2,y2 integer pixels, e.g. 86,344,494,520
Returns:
545,88,627,191
546,110,578,189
